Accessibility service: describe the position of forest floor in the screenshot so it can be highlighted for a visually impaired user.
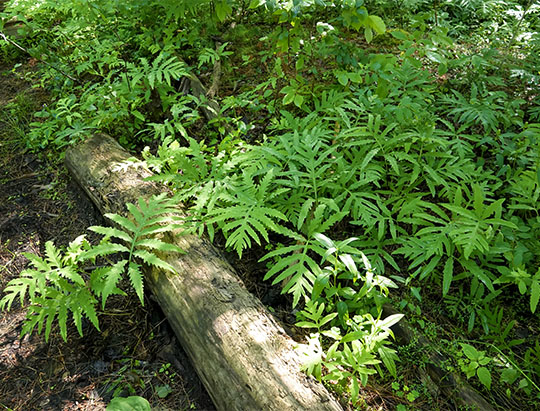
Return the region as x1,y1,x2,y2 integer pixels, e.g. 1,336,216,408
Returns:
0,60,215,410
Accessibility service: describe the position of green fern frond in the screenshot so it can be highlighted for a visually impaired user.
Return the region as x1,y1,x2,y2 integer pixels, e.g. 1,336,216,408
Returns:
0,193,183,342
206,170,288,257
261,239,323,307
92,193,184,305
208,204,287,257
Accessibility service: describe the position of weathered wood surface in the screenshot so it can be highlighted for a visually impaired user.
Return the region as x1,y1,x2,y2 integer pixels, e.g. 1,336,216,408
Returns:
65,133,343,411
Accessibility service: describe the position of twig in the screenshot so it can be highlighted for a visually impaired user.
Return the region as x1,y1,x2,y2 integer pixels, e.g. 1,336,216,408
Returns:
0,31,80,83
5,172,42,182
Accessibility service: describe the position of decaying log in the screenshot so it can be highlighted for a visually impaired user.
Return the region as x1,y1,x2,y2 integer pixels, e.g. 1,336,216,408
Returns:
383,305,495,411
65,133,343,411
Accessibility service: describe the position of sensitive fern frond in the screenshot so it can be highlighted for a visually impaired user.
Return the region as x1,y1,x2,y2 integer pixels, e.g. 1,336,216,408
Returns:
0,194,183,342
0,241,99,342
134,53,190,90
89,193,184,305
206,170,288,258
261,230,325,307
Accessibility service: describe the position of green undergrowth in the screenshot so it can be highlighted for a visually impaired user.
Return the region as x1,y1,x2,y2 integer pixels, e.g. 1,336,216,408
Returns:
1,0,540,409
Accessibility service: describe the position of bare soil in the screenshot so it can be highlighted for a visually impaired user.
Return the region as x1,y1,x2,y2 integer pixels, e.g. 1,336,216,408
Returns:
0,61,214,411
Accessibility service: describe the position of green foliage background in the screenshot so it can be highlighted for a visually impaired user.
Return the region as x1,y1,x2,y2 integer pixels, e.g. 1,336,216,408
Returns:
1,0,540,408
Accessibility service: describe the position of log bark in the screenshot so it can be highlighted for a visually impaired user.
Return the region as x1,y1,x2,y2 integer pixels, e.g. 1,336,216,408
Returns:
65,133,343,411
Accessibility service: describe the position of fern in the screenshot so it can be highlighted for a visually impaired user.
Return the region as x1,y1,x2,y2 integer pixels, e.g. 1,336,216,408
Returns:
206,169,288,258
261,233,321,307
0,240,99,342
0,194,183,342
441,85,506,132
88,193,184,304
261,205,346,307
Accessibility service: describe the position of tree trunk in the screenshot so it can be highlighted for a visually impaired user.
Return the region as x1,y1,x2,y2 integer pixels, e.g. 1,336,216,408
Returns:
65,133,343,411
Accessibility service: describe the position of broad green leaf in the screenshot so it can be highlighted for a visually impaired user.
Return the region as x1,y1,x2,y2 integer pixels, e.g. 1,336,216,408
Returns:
461,343,478,360
364,27,373,43
283,92,295,106
314,233,334,249
390,30,407,40
337,301,349,325
378,346,398,378
477,367,492,390
350,377,360,404
368,15,386,34
155,384,173,399
500,368,518,384
215,0,232,22
438,62,448,75
378,313,404,331
336,72,349,86
320,312,338,327
339,254,358,275
426,51,444,64
107,396,151,411
293,94,304,108
296,321,318,328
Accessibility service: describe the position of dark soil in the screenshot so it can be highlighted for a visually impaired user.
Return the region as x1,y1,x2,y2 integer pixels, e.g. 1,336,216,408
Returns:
0,61,214,410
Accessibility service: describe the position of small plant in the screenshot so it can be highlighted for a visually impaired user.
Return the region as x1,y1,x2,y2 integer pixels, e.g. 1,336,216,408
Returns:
296,234,402,405
457,343,492,390
391,381,421,403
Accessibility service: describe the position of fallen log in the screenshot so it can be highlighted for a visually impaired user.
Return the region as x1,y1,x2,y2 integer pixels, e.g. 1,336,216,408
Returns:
383,305,495,411
65,133,343,411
